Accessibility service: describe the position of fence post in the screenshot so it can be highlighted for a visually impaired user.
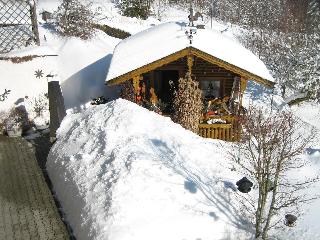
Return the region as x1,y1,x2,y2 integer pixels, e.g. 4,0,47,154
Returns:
29,0,40,45
48,81,66,142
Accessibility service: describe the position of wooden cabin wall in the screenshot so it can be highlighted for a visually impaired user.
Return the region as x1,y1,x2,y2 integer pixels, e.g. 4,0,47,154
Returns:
154,56,239,97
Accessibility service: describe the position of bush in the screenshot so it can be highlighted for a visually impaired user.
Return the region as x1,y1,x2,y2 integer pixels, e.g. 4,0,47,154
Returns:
173,73,203,133
119,80,135,102
93,24,131,39
2,107,29,135
54,0,95,39
0,111,7,134
29,94,49,118
118,0,151,20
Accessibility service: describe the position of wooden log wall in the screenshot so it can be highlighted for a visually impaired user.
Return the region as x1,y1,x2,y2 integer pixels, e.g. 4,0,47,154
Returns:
155,56,239,97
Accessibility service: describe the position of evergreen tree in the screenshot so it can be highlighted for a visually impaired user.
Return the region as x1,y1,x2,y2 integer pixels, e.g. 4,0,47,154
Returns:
118,0,151,19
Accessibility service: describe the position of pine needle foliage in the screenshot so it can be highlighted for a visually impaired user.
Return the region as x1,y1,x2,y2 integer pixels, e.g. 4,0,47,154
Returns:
118,0,151,20
173,74,203,133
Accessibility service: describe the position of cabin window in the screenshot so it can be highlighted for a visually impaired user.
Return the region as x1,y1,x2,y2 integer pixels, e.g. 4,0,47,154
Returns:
200,80,221,100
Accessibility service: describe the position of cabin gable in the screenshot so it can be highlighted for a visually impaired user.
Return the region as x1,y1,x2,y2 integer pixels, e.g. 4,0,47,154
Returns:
106,47,275,88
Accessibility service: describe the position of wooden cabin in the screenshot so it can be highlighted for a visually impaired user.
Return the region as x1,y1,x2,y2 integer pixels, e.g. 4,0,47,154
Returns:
105,22,274,141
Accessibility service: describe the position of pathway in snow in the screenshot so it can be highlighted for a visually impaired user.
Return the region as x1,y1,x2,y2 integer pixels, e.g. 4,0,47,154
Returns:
0,135,69,240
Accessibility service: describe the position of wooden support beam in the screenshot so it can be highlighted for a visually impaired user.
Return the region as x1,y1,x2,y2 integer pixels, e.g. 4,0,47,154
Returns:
187,54,194,75
239,77,248,109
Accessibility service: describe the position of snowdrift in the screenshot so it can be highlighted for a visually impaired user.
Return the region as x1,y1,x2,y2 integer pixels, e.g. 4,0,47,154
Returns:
47,99,248,240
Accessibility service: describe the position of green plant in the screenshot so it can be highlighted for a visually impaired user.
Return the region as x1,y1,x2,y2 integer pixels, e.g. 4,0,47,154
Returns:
118,0,151,20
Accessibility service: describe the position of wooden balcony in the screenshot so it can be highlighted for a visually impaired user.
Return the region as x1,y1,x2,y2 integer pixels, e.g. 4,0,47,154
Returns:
198,115,240,142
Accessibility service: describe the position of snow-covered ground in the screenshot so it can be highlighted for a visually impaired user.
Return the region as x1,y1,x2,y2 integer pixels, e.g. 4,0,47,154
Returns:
47,97,320,240
2,0,320,239
47,99,249,240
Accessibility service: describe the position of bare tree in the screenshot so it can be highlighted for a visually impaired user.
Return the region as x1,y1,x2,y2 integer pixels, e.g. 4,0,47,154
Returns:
230,107,318,239
0,89,11,102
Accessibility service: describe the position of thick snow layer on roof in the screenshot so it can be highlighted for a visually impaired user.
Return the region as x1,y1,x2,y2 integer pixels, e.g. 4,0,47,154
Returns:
106,21,274,83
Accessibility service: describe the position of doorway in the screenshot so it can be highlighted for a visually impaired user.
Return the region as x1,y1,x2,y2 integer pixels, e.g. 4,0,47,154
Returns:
154,70,179,113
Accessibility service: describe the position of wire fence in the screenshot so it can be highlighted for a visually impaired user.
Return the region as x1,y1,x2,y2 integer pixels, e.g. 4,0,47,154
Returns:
0,0,39,54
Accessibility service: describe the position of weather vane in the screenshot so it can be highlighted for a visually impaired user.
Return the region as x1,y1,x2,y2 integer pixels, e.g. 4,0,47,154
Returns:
185,4,198,45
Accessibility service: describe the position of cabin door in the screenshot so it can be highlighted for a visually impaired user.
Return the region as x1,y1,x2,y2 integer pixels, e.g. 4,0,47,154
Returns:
154,70,179,113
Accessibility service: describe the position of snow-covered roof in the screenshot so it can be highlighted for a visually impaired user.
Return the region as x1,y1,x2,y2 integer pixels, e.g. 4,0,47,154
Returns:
106,21,274,86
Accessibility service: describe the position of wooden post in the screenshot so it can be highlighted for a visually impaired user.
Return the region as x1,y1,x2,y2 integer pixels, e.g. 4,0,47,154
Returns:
29,0,40,46
237,77,248,141
48,81,66,142
133,75,143,103
187,54,194,75
239,77,248,110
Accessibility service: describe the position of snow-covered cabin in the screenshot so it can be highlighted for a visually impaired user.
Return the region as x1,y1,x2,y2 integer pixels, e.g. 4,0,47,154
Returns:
106,21,274,141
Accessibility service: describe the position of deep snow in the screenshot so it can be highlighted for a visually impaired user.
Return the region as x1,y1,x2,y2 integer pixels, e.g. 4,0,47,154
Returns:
47,99,250,240
2,1,320,238
47,98,320,240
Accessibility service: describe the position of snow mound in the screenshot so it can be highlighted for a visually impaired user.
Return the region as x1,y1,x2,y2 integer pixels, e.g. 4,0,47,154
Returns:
47,99,248,240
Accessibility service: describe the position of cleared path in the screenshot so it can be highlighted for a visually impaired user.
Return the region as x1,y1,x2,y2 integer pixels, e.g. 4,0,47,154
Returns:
0,135,69,240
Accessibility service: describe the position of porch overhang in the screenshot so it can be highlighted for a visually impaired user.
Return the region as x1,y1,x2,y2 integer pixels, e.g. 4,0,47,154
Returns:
106,47,275,88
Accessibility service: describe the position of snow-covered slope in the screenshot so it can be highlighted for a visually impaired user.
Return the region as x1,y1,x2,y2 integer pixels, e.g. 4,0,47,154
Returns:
47,99,249,240
47,98,320,240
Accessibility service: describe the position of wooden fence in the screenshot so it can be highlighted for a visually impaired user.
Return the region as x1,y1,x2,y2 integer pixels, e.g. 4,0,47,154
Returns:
199,115,241,141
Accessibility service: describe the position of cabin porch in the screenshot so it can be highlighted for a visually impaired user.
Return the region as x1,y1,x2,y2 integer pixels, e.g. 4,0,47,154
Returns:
129,55,246,142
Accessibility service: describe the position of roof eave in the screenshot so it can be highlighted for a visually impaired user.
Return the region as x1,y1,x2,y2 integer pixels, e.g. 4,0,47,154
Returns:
106,47,275,88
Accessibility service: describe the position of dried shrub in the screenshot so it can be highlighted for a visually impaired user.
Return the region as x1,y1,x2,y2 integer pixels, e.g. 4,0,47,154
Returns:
3,107,29,133
120,80,135,102
0,111,7,134
54,0,95,40
30,95,49,117
173,74,203,133
93,24,131,39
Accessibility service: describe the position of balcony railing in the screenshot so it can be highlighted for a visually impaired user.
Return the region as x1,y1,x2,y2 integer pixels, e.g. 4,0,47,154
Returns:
198,115,240,142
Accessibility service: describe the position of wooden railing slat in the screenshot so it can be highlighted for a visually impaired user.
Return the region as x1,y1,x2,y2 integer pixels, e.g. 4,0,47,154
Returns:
198,115,240,142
